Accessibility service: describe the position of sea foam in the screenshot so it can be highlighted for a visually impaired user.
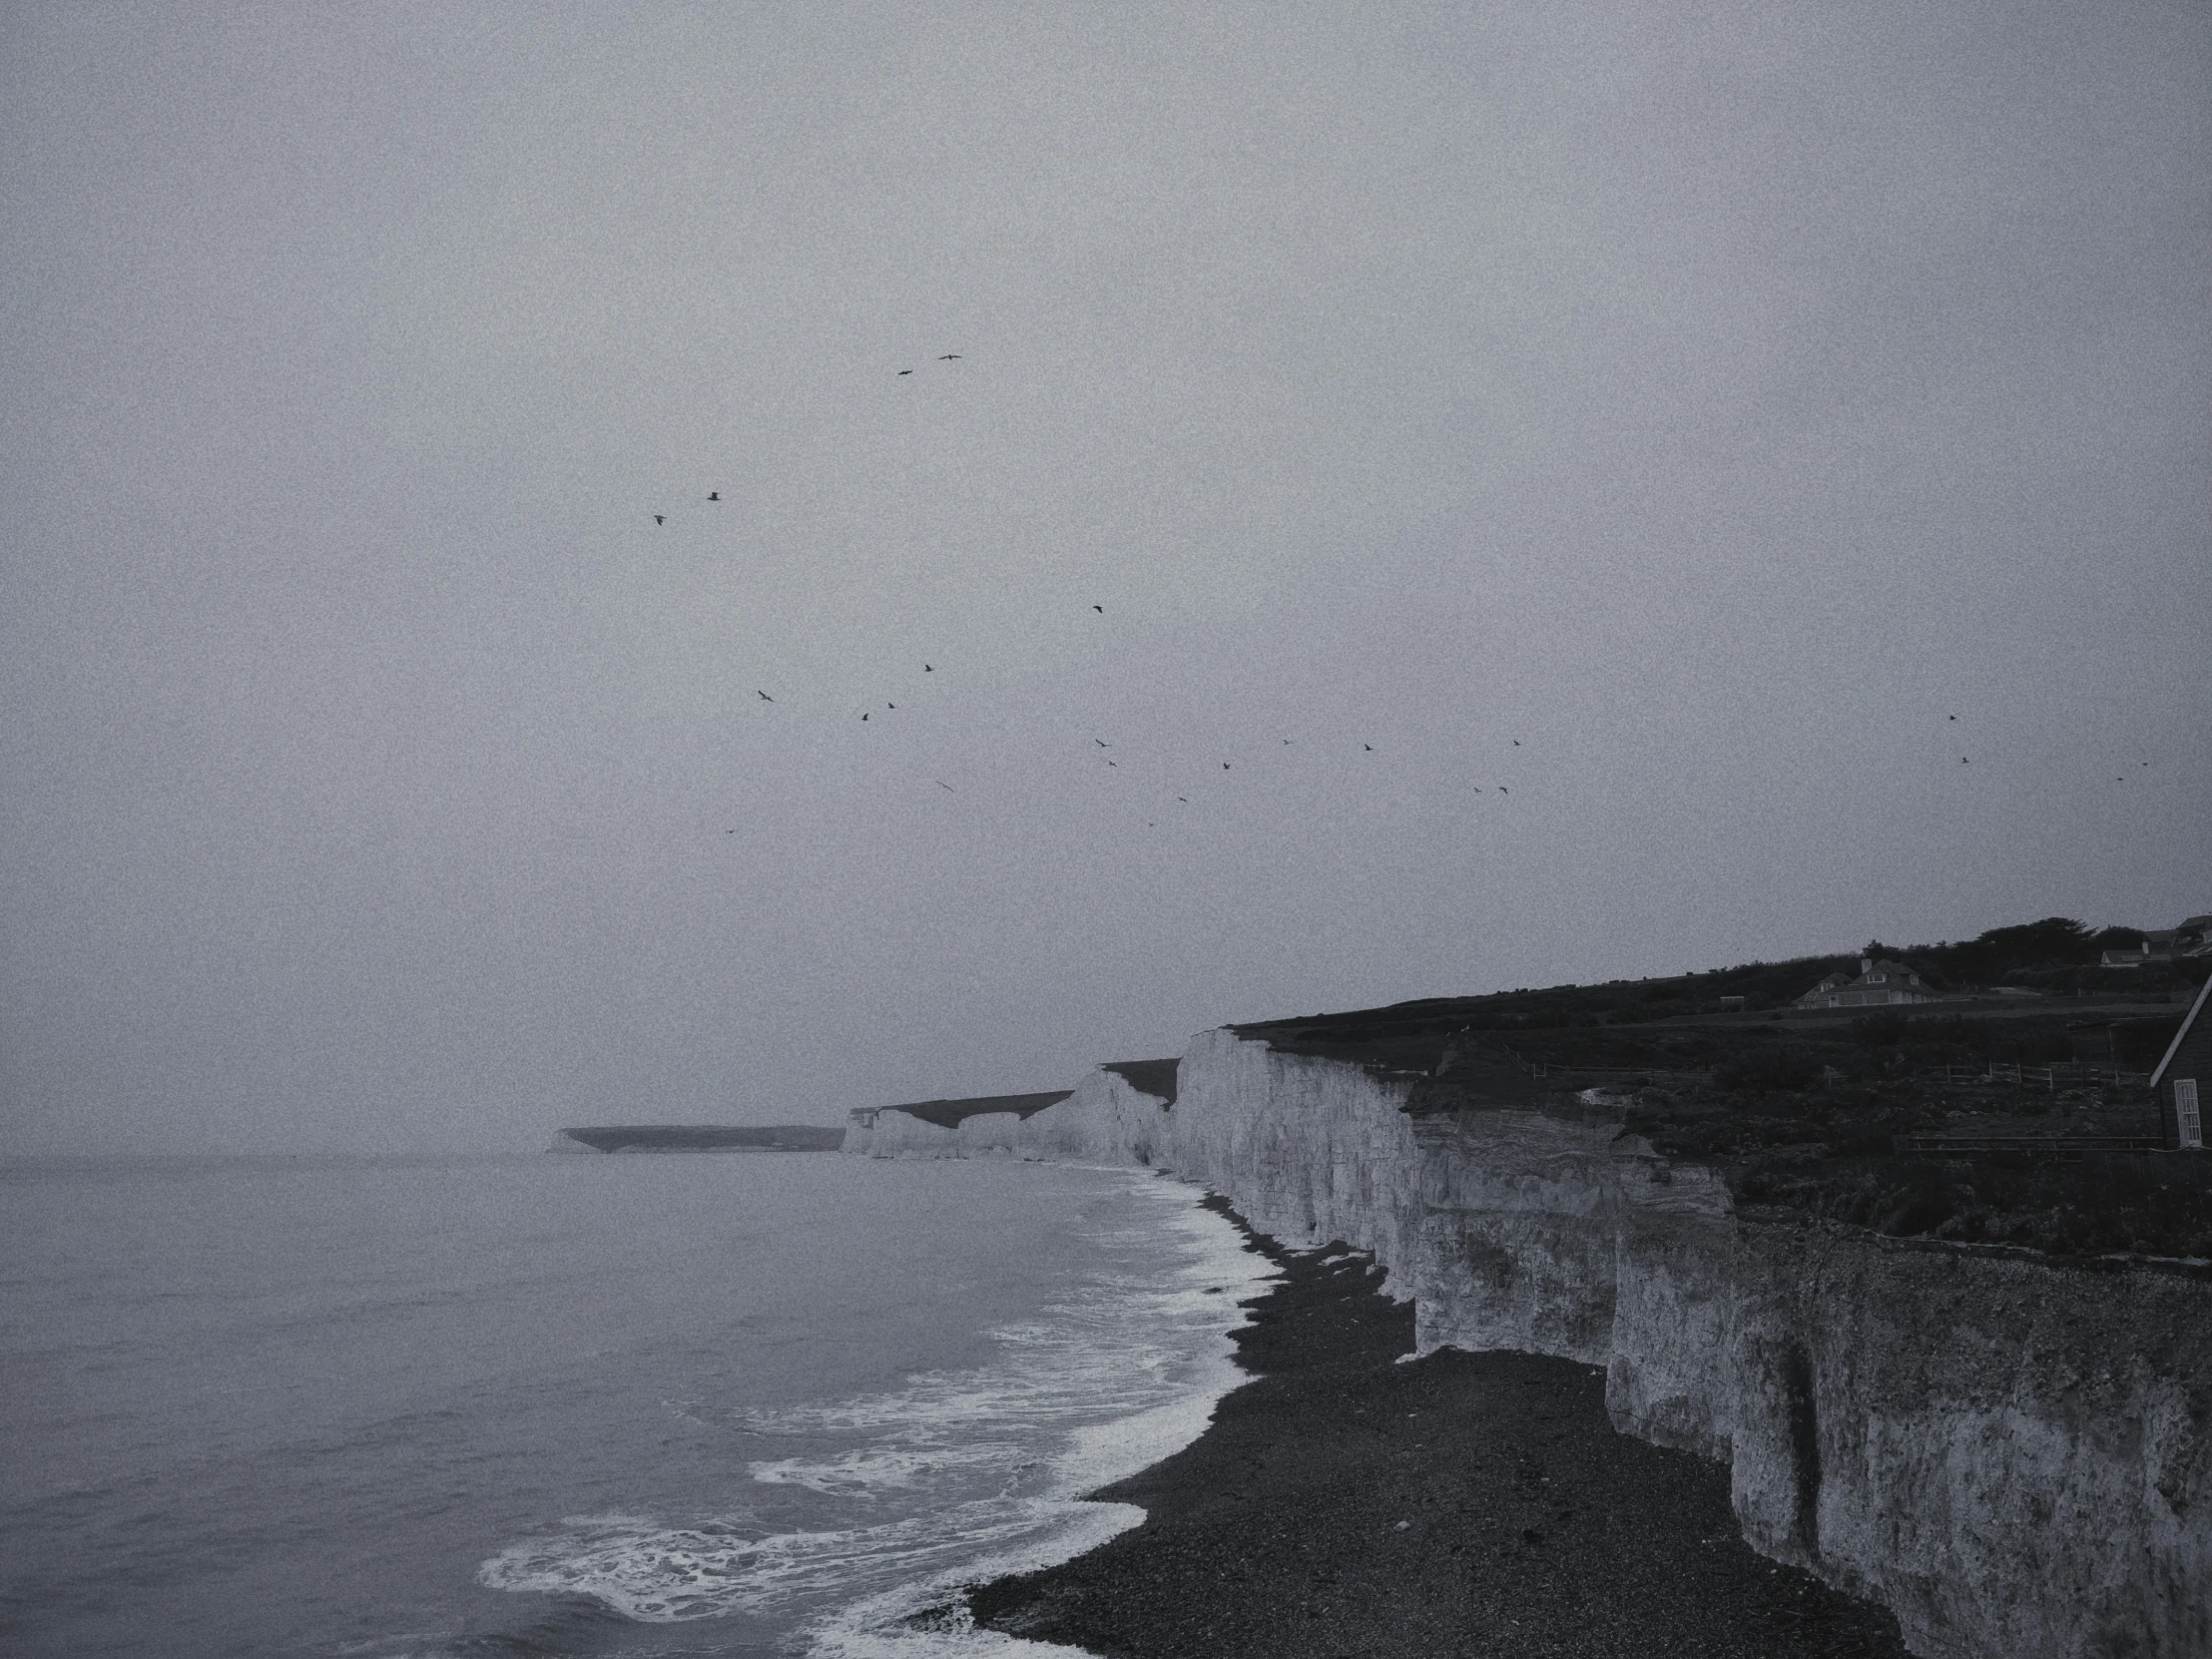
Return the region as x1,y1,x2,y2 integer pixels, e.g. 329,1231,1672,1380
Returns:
477,1171,1276,1655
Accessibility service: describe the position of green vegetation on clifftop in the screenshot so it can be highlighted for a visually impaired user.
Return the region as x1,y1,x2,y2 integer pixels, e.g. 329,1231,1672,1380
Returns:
1235,919,2211,1261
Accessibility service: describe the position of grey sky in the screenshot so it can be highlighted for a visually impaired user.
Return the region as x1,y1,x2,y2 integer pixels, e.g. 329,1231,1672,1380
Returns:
4,2,2206,1154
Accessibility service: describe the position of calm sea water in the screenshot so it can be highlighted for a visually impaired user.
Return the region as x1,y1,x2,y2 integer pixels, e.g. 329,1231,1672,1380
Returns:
0,1151,1274,1658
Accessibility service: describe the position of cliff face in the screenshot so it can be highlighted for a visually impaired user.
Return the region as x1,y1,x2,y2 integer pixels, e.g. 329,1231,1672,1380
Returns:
1159,1028,1426,1284
1714,1227,2210,1659
556,1125,844,1153
1601,1132,2210,1659
839,1066,1173,1162
849,1027,2211,1659
1407,1106,1626,1365
1160,1030,2212,1659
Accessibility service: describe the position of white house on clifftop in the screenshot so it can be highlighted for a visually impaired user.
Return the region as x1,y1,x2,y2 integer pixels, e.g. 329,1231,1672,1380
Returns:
1796,956,1938,1009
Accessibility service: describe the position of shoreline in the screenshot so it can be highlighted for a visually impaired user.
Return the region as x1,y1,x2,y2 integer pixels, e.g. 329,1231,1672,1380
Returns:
965,1198,1912,1658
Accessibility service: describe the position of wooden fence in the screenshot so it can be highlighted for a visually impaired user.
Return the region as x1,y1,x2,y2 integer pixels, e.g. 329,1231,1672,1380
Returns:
1900,1133,2165,1157
1938,1063,2149,1090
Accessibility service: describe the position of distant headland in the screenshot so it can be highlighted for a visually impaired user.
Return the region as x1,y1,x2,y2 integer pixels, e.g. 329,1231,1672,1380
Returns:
552,1125,844,1154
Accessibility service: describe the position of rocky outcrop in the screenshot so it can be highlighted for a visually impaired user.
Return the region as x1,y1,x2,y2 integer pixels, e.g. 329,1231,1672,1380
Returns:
847,1027,2212,1658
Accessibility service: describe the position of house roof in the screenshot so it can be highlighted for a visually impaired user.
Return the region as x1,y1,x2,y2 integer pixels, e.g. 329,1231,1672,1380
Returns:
2148,977,2212,1089
1795,958,1935,1005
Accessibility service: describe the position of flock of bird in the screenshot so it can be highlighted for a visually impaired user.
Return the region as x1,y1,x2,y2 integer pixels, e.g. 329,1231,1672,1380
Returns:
646,353,2159,831
1944,712,2151,783
636,350,1542,830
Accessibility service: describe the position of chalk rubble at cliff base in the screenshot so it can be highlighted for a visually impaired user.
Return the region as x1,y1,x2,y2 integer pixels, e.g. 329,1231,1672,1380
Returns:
844,1029,2212,1659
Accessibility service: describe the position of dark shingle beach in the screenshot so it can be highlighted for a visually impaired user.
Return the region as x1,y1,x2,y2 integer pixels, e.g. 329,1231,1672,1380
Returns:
967,1200,1910,1659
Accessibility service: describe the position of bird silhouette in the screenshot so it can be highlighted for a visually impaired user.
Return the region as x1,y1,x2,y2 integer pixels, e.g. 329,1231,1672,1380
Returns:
707,491,721,501
924,664,933,672
1177,797,1188,804
897,369,912,376
757,691,774,701
653,514,666,525
1960,757,1969,764
1948,714,1958,721
861,712,868,721
1094,739,1109,748
1364,744,1373,752
1498,786,1508,794
887,703,896,710
1222,762,1231,771
935,780,955,792
1512,740,1520,747
1107,761,1118,768
1092,605,1103,613
938,353,961,360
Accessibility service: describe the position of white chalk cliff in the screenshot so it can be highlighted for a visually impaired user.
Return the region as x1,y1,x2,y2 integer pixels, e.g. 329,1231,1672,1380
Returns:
846,1028,2212,1659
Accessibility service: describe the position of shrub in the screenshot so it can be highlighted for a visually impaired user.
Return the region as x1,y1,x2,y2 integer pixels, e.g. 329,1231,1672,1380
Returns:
1715,1047,1822,1092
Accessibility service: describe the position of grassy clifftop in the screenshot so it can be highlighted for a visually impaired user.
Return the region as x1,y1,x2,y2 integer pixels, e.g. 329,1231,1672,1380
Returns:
1234,923,2211,1261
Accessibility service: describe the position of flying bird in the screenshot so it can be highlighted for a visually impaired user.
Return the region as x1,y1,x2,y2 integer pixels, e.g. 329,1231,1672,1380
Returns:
1094,739,1109,748
861,712,868,721
1512,740,1520,747
653,514,666,525
924,664,933,672
897,369,912,376
1498,786,1508,794
1177,797,1189,804
1961,757,1969,764
1948,714,1958,721
1364,744,1373,752
707,491,721,501
1106,761,1118,768
1222,762,1231,771
935,780,955,793
757,691,774,702
938,353,961,360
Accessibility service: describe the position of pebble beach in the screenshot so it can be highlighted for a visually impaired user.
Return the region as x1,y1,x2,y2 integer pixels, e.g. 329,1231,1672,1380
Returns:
967,1202,1912,1659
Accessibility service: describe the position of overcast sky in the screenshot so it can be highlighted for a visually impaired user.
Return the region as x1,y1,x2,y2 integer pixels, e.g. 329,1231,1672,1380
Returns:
4,2,2207,1154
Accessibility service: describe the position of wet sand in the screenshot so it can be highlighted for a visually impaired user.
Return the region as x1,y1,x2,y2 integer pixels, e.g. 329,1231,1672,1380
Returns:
967,1201,1910,1658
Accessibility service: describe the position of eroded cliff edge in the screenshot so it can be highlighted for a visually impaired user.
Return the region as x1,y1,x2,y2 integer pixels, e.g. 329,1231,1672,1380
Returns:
847,1028,2210,1659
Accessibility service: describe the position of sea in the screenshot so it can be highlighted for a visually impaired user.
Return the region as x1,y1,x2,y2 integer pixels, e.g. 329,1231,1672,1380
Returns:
0,1150,1277,1659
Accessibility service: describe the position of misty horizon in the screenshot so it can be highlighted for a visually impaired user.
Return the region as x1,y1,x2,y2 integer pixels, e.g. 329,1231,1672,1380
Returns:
5,4,2207,1156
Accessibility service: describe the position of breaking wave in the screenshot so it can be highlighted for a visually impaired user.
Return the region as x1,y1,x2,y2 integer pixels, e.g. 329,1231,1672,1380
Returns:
477,1174,1276,1654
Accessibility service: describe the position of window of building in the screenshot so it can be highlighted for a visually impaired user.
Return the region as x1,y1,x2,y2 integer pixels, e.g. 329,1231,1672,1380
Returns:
2177,1079,2202,1150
